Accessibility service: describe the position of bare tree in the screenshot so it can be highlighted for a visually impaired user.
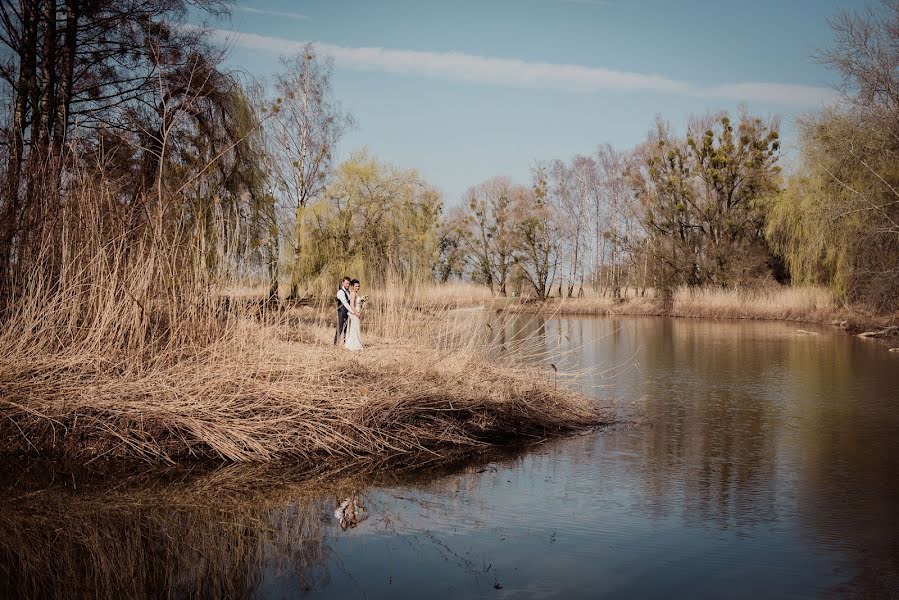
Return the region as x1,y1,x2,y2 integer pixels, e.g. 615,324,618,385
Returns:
269,45,353,300
550,157,594,297
512,163,560,300
458,176,518,295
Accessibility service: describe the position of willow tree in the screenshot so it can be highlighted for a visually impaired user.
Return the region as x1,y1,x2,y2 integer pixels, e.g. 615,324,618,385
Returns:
296,151,442,289
765,2,899,310
268,45,353,300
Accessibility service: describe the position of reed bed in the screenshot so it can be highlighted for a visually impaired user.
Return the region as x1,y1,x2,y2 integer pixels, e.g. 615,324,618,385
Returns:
0,316,600,462
0,174,604,464
505,284,863,325
669,285,837,321
0,275,601,463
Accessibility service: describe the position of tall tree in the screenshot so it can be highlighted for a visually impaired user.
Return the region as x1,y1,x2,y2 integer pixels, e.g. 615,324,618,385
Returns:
512,164,560,300
458,176,518,295
766,1,899,309
0,0,233,293
268,45,353,300
628,112,781,297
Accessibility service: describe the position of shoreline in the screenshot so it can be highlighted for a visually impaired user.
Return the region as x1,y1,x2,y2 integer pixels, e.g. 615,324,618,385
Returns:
0,317,609,464
493,294,897,337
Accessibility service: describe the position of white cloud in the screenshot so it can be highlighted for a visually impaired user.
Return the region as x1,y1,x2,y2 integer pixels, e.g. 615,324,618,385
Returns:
234,6,310,20
210,28,835,107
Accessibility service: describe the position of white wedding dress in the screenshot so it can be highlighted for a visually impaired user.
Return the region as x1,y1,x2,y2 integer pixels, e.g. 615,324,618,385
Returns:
344,295,364,351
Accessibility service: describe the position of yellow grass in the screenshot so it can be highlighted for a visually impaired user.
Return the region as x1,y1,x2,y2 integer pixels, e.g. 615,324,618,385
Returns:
504,284,857,325
670,285,837,321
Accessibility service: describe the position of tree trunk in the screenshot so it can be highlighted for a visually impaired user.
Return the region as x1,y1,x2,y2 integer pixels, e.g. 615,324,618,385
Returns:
33,0,57,147
2,1,39,286
53,0,78,151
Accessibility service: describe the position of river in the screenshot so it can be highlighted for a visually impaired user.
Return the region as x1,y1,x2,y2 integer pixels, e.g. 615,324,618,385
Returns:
2,316,897,598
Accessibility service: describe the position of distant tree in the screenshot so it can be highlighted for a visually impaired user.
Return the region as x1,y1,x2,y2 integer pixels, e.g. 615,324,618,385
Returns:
551,157,594,297
434,206,468,283
595,144,640,297
268,45,353,299
628,112,781,297
296,151,442,289
458,176,518,296
512,164,560,300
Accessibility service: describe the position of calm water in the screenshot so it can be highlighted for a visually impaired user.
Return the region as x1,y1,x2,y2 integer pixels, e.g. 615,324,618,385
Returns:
3,317,898,599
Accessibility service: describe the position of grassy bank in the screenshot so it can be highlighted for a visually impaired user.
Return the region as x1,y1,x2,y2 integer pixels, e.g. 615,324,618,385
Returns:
0,285,602,463
504,285,897,332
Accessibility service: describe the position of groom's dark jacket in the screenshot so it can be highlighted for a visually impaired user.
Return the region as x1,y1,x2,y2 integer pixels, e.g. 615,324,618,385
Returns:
336,288,351,316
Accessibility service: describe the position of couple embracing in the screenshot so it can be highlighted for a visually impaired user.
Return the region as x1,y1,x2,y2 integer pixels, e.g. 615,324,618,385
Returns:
334,276,365,351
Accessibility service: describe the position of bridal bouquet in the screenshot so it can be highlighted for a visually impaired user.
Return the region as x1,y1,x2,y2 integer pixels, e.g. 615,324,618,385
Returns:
360,295,369,305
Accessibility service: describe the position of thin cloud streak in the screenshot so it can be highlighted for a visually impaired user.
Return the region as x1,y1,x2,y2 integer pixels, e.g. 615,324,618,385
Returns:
234,6,310,20
212,28,836,107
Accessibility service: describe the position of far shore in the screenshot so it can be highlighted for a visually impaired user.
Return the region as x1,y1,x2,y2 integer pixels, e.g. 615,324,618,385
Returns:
282,283,897,337
480,287,898,337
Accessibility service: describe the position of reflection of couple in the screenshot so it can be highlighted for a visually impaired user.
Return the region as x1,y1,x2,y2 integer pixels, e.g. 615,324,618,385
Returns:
334,491,365,531
334,276,365,351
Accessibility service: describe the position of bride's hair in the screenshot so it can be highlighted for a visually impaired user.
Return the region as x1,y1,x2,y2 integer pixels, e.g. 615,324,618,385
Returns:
350,279,360,286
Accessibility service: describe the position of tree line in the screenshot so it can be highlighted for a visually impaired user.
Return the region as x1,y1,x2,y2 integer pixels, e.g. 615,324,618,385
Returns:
443,2,899,310
1,1,896,312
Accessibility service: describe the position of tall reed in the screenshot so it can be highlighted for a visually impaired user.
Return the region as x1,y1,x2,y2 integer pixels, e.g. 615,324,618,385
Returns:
0,170,604,463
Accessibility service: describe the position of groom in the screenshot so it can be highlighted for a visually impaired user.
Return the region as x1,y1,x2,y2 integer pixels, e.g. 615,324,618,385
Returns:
334,276,353,345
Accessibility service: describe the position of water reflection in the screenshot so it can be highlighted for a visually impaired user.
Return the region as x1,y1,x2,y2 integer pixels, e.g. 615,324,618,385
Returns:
489,315,899,597
2,317,897,598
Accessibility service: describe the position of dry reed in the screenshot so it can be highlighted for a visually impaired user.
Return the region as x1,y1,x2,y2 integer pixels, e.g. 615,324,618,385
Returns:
504,284,884,327
0,171,604,464
0,311,601,462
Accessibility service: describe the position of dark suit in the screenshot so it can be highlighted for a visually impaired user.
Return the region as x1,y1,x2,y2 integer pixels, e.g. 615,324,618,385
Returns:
334,287,350,345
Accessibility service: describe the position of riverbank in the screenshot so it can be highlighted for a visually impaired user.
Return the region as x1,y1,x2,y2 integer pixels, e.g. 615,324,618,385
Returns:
503,286,898,335
280,281,896,338
0,301,603,463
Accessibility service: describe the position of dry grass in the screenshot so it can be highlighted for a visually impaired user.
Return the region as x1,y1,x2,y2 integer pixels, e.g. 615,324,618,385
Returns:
669,285,837,321
504,284,870,326
0,312,600,462
0,276,600,463
0,176,604,464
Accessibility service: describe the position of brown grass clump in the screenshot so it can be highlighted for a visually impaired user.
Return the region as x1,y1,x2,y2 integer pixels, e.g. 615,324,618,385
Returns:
0,297,601,463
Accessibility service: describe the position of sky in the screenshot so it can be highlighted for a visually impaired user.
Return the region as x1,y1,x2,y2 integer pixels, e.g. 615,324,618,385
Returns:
191,0,867,205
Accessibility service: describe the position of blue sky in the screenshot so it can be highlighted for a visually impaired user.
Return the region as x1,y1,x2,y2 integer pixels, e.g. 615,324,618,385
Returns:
194,0,865,205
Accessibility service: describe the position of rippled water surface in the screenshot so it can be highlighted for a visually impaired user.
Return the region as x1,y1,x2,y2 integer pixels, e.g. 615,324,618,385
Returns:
3,317,898,598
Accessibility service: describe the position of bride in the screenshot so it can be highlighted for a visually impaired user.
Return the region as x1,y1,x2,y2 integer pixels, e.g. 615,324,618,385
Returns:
344,279,364,351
